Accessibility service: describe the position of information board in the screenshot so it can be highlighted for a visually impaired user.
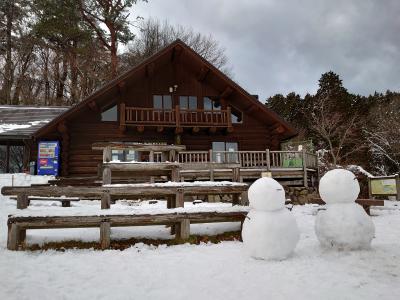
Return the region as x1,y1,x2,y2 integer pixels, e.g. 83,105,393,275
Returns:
37,141,60,176
369,174,399,200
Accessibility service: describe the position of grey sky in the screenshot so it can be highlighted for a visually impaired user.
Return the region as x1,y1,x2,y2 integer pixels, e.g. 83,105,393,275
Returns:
131,0,400,101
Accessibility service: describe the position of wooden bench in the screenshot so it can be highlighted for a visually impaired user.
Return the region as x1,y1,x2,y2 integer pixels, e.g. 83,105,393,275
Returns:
7,210,248,251
310,198,385,215
9,196,80,208
1,182,249,209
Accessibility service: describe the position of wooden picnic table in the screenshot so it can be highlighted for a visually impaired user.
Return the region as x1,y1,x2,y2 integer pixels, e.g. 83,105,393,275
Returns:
1,182,249,210
7,209,249,250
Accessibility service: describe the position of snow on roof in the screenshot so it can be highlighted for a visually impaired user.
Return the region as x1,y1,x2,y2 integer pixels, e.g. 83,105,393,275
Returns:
0,105,69,139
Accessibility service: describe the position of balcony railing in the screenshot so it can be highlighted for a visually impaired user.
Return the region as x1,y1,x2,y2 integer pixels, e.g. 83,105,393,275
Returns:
176,150,318,170
122,105,232,128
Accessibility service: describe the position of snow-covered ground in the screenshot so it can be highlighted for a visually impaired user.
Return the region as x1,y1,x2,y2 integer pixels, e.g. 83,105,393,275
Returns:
0,176,400,299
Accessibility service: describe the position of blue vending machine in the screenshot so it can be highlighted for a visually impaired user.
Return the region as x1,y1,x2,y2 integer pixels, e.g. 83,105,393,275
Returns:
37,141,60,176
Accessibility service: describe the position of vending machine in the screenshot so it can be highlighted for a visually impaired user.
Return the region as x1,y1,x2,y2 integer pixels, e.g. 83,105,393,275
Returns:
37,141,60,176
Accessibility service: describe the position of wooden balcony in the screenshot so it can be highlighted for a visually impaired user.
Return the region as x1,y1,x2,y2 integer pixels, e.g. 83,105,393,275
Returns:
121,104,232,130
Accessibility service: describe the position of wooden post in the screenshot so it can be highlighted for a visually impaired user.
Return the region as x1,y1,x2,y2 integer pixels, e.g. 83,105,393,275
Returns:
175,219,190,240
175,105,181,129
232,167,240,182
149,150,154,162
120,102,126,127
175,189,184,208
17,194,29,209
227,106,233,130
302,149,308,187
171,168,180,182
101,191,111,209
396,174,400,201
266,149,270,171
100,221,111,249
103,146,112,163
8,223,24,251
102,166,112,185
368,177,373,199
209,149,213,163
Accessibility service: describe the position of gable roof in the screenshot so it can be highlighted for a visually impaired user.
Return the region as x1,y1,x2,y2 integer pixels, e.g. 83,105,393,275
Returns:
34,39,297,139
0,106,69,140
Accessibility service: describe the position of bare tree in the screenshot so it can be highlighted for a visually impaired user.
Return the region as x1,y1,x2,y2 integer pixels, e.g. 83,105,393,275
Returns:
122,19,231,75
308,95,365,167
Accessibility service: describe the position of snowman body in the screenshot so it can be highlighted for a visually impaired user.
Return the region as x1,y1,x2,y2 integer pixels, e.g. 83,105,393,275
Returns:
242,177,300,260
315,169,375,250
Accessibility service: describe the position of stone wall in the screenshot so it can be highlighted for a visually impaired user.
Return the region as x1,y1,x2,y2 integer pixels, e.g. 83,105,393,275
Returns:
284,186,319,204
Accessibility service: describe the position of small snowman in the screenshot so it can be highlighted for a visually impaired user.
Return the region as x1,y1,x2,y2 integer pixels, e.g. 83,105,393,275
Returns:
315,169,375,250
242,177,300,260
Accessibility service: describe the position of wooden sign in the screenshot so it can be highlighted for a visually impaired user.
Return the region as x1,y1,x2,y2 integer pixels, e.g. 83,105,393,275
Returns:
368,174,399,200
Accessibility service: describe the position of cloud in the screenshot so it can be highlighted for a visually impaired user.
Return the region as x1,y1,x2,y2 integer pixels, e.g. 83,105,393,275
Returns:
132,0,400,100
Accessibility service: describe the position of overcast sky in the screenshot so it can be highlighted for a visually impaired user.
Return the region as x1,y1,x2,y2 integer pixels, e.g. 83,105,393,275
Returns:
131,0,400,100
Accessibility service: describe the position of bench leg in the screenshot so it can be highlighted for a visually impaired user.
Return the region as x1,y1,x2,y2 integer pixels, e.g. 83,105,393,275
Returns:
101,191,111,209
8,223,25,250
100,221,111,249
62,201,70,207
17,194,29,209
175,189,184,208
175,219,190,240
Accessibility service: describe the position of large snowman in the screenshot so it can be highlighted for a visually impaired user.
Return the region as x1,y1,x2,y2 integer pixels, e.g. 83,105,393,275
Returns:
242,177,300,260
315,169,375,250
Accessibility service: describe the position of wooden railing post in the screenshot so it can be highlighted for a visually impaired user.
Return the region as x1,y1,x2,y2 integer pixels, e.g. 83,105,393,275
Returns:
209,149,213,163
302,149,308,187
266,149,270,171
120,102,126,126
227,106,232,129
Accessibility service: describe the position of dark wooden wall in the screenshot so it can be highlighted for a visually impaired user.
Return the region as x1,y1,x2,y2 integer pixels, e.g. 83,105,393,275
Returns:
34,56,277,176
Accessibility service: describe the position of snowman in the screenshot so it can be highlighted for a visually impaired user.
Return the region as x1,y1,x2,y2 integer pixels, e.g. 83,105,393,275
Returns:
242,177,300,260
315,169,375,250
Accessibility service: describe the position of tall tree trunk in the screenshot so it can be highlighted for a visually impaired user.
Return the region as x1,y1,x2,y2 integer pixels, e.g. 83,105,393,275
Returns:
55,53,68,105
109,26,118,78
69,40,79,104
1,0,14,104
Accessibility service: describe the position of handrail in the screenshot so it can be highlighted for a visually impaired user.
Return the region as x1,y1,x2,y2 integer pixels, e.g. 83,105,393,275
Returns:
125,106,230,127
176,150,318,170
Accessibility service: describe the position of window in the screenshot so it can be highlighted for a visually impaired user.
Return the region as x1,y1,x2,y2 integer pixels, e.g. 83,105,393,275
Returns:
203,97,221,110
212,142,238,163
179,96,197,110
111,150,139,162
101,105,117,121
153,95,172,109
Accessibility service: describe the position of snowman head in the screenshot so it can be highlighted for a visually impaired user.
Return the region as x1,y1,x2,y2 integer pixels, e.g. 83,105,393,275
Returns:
248,177,286,211
319,169,360,204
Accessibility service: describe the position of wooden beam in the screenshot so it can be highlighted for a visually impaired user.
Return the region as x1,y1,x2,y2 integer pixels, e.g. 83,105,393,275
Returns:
100,221,111,249
137,125,145,133
156,126,164,133
209,127,217,134
192,127,200,133
101,191,111,209
220,86,233,99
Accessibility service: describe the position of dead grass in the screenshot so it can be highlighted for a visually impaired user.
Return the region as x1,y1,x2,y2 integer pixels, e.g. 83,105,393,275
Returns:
26,231,242,251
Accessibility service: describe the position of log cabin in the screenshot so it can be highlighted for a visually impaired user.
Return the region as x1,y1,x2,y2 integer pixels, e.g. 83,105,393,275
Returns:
0,40,318,186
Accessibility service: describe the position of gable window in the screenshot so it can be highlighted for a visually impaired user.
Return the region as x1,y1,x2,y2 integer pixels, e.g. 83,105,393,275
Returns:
179,96,197,110
153,95,172,110
212,141,238,163
101,105,117,122
203,97,221,110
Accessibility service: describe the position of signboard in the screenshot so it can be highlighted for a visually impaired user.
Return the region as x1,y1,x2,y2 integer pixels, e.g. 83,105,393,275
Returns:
37,141,60,176
369,174,399,200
